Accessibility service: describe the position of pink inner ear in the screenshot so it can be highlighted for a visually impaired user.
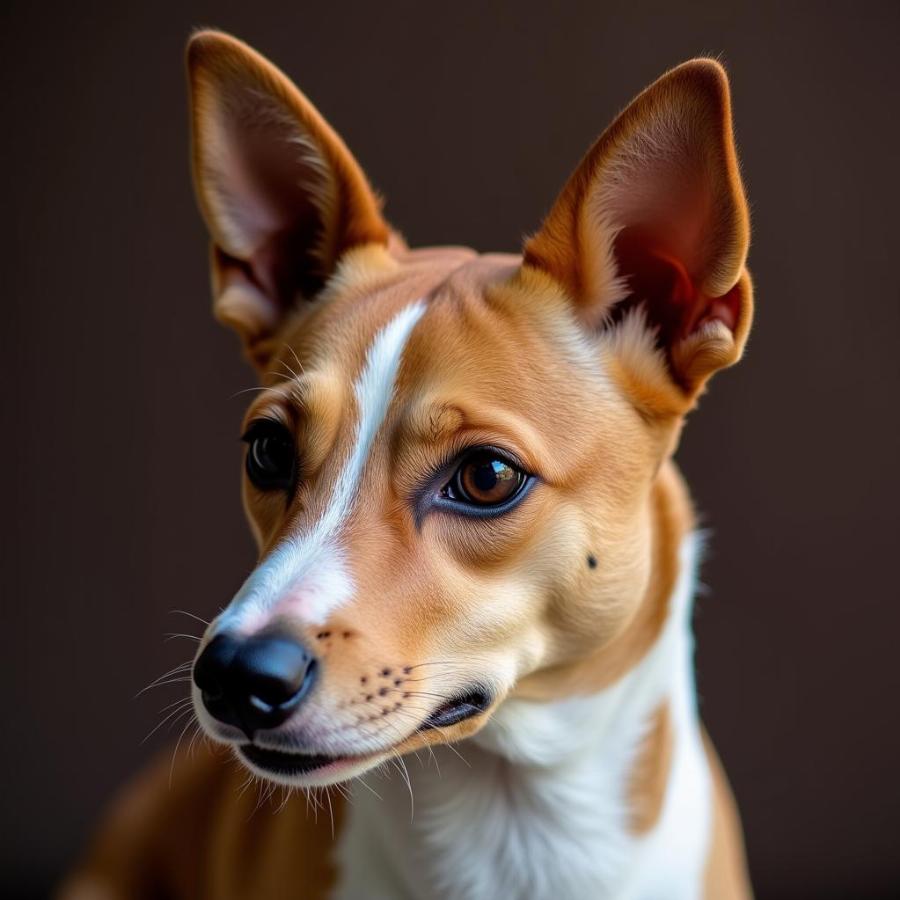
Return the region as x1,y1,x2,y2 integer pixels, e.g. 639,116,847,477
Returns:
613,228,738,349
696,291,739,333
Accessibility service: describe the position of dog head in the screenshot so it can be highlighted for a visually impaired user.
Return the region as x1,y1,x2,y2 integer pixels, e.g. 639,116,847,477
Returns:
185,31,751,786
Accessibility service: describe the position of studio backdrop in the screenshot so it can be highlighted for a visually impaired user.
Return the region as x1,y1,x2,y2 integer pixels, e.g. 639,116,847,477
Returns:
2,2,898,898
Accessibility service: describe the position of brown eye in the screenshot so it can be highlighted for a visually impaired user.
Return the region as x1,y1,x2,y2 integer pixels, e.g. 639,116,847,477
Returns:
447,451,526,507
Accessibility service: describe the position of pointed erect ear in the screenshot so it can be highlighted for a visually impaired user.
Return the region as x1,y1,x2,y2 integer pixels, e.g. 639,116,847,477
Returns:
186,31,390,351
524,59,752,409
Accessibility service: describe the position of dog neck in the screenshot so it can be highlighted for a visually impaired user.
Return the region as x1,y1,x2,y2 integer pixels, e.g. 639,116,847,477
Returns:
334,469,713,900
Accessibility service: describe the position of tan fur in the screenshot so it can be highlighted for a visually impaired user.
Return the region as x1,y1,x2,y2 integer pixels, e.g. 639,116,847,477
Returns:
59,745,339,900
628,702,674,834
61,31,754,898
703,732,754,899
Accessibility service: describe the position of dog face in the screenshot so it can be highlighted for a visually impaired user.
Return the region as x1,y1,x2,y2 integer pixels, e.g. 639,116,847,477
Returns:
186,32,751,786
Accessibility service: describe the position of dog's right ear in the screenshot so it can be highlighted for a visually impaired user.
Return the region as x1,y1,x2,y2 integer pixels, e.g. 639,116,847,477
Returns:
186,31,390,354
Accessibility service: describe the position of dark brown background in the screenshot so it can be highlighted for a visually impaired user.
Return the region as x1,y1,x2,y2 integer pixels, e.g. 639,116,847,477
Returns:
3,1,898,897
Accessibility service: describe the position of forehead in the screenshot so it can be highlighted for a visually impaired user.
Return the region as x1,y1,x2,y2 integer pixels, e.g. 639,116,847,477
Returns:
254,247,644,476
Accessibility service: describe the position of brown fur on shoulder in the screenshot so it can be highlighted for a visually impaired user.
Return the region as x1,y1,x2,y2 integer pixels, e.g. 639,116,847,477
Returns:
59,744,342,900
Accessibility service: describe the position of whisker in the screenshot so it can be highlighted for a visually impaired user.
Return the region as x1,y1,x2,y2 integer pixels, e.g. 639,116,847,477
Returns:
134,664,193,698
325,786,336,839
405,656,495,669
393,753,415,822
394,689,460,703
273,355,301,383
136,675,192,696
380,705,472,769
419,725,471,768
352,775,383,802
333,780,354,807
159,694,194,714
187,723,203,758
141,703,193,745
169,713,196,787
229,384,291,401
237,770,256,799
169,609,211,627
275,786,293,815
286,345,306,377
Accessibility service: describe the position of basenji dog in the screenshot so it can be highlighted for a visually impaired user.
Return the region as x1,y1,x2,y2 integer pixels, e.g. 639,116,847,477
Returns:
62,30,753,900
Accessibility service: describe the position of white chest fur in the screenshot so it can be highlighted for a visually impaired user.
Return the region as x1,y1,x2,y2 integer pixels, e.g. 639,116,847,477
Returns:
333,534,711,900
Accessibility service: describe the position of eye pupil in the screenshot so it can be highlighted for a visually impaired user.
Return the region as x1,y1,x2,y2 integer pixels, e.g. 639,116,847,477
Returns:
452,452,526,508
254,436,288,472
243,422,296,491
472,462,500,492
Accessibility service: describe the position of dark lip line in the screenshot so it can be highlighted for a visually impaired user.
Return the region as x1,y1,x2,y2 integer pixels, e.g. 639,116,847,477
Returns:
239,744,371,776
235,687,493,775
419,685,492,729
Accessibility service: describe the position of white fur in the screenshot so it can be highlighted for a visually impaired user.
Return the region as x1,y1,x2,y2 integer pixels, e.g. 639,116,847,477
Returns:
218,301,426,634
334,533,710,900
601,304,672,389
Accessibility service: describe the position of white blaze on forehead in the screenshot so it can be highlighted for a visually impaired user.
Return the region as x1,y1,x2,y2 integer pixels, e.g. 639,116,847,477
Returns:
220,301,427,632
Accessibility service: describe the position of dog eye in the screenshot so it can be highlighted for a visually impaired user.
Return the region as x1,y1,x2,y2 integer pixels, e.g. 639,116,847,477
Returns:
443,450,526,508
242,420,296,491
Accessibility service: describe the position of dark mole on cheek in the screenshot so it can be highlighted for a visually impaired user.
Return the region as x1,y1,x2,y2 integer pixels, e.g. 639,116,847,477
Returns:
587,554,598,569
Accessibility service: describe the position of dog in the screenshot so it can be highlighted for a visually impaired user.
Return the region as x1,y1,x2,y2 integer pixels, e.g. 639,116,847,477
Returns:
62,30,753,900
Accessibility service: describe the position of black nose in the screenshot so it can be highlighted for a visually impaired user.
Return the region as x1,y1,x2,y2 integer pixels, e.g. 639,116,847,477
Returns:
193,632,317,738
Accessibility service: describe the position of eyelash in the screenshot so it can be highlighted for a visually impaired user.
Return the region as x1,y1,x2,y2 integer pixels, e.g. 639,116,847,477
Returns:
417,445,534,521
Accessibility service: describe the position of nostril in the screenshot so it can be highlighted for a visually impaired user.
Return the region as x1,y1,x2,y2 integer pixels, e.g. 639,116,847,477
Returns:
301,657,317,695
245,672,299,707
192,633,240,694
239,636,316,708
263,656,318,713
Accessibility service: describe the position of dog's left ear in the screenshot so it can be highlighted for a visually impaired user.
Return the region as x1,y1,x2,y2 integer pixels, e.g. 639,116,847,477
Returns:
524,59,751,412
186,31,390,355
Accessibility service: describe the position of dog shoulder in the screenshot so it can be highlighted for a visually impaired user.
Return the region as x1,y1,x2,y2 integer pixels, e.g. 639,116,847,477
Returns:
57,744,344,900
701,730,754,900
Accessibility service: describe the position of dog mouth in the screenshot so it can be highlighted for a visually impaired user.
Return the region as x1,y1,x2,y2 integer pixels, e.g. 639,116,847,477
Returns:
239,744,368,776
238,686,492,778
419,685,491,730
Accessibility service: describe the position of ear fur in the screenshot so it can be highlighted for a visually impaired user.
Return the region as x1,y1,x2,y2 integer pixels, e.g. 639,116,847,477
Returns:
186,30,390,351
524,59,752,411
